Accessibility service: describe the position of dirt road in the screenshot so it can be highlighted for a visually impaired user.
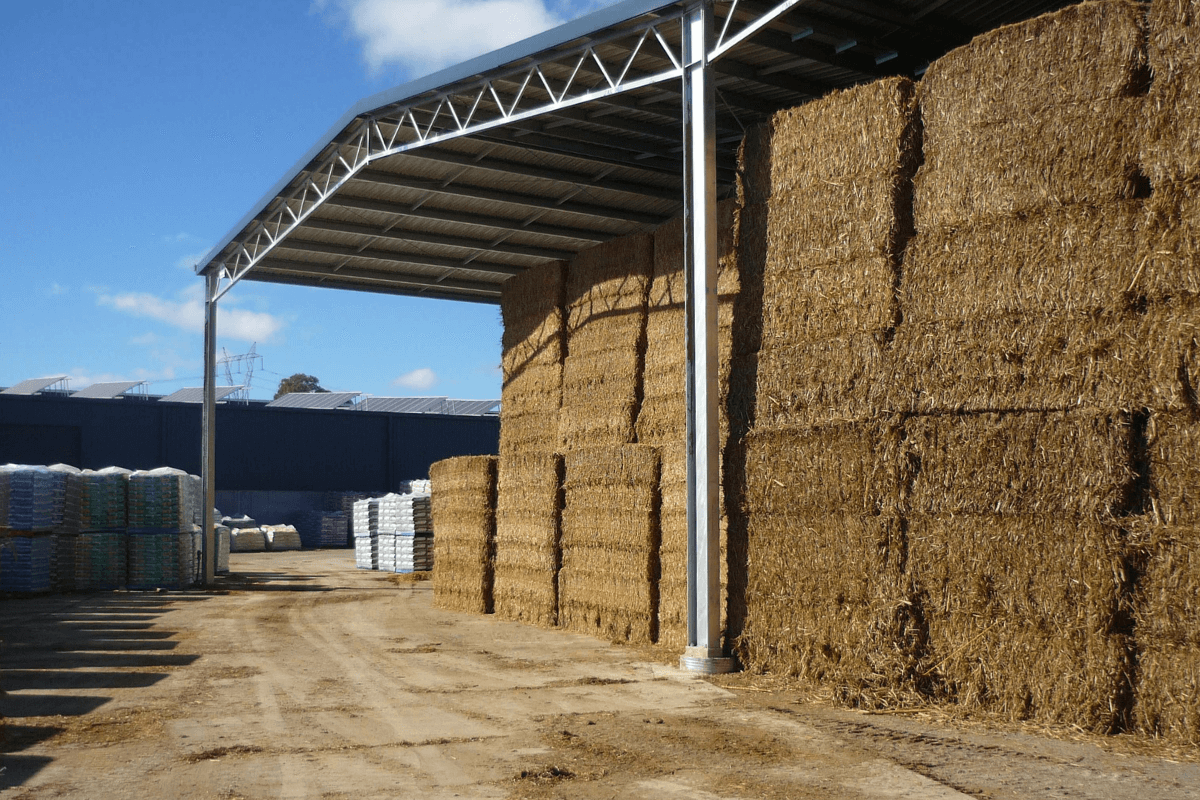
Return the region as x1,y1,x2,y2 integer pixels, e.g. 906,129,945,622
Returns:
1,552,1196,799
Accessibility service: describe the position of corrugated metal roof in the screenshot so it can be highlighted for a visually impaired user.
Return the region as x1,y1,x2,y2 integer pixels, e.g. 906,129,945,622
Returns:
199,0,1076,304
71,381,146,399
266,391,361,409
355,396,501,415
161,386,242,403
2,376,70,395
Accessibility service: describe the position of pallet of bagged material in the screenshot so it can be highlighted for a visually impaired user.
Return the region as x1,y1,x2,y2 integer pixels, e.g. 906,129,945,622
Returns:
263,525,302,551
230,528,267,552
377,531,397,573
0,533,53,593
75,531,127,589
215,525,231,573
558,445,660,644
0,466,66,532
354,533,378,570
80,468,130,531
431,456,497,613
126,529,191,590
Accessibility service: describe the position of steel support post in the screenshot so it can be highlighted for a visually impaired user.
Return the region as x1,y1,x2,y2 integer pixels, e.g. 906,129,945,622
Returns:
680,0,734,675
201,273,218,586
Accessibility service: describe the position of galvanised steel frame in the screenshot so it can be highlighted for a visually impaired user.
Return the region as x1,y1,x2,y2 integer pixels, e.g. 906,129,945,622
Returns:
202,0,803,674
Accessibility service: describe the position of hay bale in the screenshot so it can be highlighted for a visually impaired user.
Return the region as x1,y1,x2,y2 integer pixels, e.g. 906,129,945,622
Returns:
736,121,773,206
761,254,898,344
1129,521,1200,743
902,411,1135,519
500,261,567,456
493,453,563,627
1143,295,1200,412
914,98,1144,231
920,0,1147,131
765,77,919,212
559,445,660,643
755,330,891,428
901,202,1144,324
559,233,653,450
1142,0,1200,182
430,456,498,614
1138,180,1200,299
1147,411,1200,525
736,421,918,703
909,513,1129,732
887,310,1151,414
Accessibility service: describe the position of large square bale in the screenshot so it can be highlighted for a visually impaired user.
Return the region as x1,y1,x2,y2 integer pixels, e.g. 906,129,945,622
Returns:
1138,181,1200,300
1148,411,1200,525
902,411,1134,519
909,513,1129,732
500,260,567,456
559,445,660,643
1130,521,1200,743
431,456,498,614
493,453,563,627
1142,0,1200,182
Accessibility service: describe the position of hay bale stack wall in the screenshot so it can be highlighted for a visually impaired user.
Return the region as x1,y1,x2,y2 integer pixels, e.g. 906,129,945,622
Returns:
493,453,563,627
636,200,740,650
558,445,660,644
731,75,923,702
431,456,498,614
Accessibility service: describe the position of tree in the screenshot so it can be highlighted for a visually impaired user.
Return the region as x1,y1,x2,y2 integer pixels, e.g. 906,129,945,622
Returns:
274,373,329,399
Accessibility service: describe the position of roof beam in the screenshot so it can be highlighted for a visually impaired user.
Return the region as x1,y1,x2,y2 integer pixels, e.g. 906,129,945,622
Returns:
256,257,507,295
352,167,672,224
400,147,678,201
324,194,613,243
300,217,576,260
247,271,501,305
276,237,530,275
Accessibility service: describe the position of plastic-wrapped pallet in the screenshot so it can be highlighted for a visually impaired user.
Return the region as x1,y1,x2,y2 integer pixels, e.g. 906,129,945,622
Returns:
352,498,379,569
127,531,187,589
215,525,231,573
354,532,377,570
0,534,53,593
74,531,127,590
222,515,257,529
395,531,434,573
298,511,349,549
398,479,432,495
377,531,397,572
48,464,82,534
230,527,267,552
1,465,66,531
128,468,195,532
264,525,302,551
80,467,130,531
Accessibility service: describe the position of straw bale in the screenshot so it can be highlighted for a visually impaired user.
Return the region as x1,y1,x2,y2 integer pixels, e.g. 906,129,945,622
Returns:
1142,0,1200,182
737,508,919,704
1142,295,1200,411
499,261,567,455
559,445,660,643
1128,521,1200,742
1147,411,1200,525
731,203,768,358
901,202,1144,324
914,97,1145,232
919,0,1147,132
766,77,919,205
761,254,898,343
754,330,891,428
743,420,902,519
430,456,498,614
909,513,1129,731
902,411,1135,520
501,259,567,361
493,453,562,626
559,233,653,451
1137,179,1200,299
887,310,1151,414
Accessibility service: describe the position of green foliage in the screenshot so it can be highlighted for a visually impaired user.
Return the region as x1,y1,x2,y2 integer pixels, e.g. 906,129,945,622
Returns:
274,373,329,400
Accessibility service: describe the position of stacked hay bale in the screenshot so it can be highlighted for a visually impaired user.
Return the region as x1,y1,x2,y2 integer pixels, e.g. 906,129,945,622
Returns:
732,76,922,702
1131,0,1200,744
494,261,567,626
635,201,740,650
555,234,663,643
431,456,497,614
894,0,1149,730
559,445,660,643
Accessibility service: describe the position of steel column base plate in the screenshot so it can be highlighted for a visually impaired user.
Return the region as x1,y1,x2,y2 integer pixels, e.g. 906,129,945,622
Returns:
679,647,737,675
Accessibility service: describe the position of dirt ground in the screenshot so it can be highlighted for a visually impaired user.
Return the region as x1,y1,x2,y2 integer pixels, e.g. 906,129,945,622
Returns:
1,552,1197,800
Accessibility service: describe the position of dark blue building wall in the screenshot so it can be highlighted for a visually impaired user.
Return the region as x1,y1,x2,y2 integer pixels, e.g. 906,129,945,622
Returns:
0,394,499,491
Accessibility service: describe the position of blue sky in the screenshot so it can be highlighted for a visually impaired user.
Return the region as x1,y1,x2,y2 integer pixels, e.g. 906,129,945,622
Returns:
1,0,611,401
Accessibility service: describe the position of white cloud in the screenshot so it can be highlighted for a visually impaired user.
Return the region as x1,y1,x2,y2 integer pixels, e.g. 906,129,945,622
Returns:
98,287,284,344
129,332,158,346
49,283,68,296
325,0,566,74
393,367,438,390
175,250,209,272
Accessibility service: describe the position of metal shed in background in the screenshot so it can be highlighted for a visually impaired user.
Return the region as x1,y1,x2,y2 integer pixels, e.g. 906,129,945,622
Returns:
197,0,1074,671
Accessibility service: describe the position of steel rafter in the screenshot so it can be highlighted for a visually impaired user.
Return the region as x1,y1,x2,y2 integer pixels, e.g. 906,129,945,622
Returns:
208,5,694,301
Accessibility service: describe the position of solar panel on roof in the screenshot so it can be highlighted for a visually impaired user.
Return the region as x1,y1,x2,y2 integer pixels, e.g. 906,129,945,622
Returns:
160,387,242,403
72,381,145,399
2,376,69,395
266,392,361,409
354,396,499,415
446,399,501,416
